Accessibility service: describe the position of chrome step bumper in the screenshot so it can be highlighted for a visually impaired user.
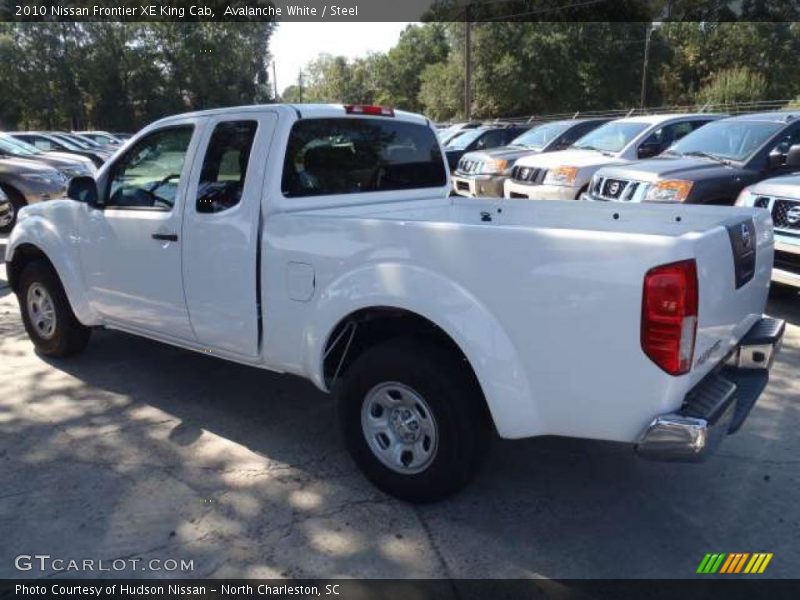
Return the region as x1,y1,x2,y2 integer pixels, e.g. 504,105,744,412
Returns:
636,316,785,462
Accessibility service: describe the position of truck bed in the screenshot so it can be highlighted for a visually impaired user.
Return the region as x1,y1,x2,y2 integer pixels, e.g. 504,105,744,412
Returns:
275,197,772,442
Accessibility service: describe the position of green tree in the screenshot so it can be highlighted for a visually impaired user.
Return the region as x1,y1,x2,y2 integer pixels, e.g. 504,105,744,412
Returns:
418,61,463,121
373,24,450,111
0,22,276,131
698,67,769,105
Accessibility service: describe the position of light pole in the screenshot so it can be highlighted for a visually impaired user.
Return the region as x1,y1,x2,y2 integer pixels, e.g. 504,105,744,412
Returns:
640,23,653,109
464,2,472,119
272,60,278,101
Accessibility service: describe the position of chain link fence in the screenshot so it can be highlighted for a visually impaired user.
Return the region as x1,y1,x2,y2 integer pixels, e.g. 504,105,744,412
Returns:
452,99,797,127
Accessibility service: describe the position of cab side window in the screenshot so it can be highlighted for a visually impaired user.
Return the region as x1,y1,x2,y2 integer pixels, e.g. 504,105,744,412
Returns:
474,130,506,150
769,125,800,157
196,121,258,214
558,124,591,147
670,121,700,143
106,126,193,210
30,138,56,151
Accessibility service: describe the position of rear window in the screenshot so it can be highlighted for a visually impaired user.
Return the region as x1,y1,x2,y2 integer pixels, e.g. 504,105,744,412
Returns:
282,118,446,198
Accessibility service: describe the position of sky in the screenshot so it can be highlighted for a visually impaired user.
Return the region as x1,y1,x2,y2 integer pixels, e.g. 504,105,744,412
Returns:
270,22,414,95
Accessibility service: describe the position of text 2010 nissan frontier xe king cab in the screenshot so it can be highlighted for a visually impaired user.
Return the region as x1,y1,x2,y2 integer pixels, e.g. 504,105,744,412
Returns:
5,104,785,502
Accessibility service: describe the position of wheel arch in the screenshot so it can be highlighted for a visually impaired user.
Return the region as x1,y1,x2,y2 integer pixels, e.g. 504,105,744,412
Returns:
306,263,542,439
6,219,99,326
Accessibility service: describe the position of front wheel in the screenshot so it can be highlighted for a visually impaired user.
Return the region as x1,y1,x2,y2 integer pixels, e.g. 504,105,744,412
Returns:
18,260,91,357
336,337,489,502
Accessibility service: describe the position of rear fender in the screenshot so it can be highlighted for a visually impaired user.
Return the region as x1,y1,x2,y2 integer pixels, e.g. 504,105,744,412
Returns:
304,262,541,439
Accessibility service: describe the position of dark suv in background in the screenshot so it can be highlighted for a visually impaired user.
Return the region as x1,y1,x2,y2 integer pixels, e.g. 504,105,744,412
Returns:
451,118,610,197
443,124,530,171
585,111,800,204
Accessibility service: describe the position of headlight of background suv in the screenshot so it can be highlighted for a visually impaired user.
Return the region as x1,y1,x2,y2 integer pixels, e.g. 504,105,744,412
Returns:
543,166,579,187
735,187,757,207
644,180,693,203
480,159,509,175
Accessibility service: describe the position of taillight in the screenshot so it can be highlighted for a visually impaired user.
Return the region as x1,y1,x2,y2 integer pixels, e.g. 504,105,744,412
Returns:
641,259,698,375
344,104,394,117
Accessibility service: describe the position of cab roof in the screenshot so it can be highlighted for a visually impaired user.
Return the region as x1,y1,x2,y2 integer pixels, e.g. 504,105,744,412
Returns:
617,112,725,124
724,111,798,123
151,103,430,128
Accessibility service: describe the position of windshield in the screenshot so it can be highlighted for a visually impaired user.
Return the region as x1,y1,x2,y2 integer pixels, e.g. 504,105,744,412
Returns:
572,121,649,154
510,121,571,149
668,120,784,162
74,134,103,148
40,135,76,150
3,135,44,155
445,128,485,150
437,126,458,140
0,134,40,157
57,134,93,149
88,133,118,144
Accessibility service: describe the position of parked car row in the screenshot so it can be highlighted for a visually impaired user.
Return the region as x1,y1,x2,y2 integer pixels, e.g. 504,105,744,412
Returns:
450,118,611,197
0,129,127,232
448,110,800,287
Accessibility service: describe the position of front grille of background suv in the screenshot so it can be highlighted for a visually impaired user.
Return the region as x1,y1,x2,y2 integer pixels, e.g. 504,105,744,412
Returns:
511,165,547,184
590,176,641,201
754,196,800,233
456,159,483,175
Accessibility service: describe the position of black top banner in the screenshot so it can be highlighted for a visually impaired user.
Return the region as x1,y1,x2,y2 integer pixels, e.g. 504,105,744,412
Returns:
1,0,799,22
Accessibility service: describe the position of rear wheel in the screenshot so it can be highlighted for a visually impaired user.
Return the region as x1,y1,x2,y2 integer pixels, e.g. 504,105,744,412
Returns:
18,260,91,357
336,337,489,502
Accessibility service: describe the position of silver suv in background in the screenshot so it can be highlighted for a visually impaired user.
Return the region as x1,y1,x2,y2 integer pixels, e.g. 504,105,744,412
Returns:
451,118,610,197
737,174,800,287
0,157,67,233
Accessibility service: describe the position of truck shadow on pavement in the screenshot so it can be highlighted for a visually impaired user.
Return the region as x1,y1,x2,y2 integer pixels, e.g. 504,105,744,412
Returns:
1,288,798,579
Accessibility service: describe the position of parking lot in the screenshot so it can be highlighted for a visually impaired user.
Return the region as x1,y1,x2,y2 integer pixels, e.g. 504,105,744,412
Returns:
0,232,798,580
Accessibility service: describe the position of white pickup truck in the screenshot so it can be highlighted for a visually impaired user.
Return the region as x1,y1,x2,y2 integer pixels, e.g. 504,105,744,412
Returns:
5,104,785,502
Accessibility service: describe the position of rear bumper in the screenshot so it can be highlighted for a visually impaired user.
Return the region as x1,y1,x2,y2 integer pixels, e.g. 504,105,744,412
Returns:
636,316,785,462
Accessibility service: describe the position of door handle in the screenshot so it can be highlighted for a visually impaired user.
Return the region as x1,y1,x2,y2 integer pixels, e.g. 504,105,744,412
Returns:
152,233,178,242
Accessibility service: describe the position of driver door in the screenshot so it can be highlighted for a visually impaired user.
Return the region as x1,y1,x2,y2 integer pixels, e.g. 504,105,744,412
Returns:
80,122,201,341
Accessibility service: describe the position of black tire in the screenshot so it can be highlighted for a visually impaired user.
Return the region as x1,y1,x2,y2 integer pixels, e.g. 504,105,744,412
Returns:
18,260,91,357
336,337,490,503
0,185,25,233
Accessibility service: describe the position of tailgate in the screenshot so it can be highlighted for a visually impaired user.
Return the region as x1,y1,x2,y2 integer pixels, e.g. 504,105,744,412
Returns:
688,208,774,388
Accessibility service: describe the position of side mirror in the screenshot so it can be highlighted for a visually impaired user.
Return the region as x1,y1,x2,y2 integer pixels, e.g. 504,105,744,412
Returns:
67,176,100,207
637,142,662,159
768,148,785,169
786,144,800,168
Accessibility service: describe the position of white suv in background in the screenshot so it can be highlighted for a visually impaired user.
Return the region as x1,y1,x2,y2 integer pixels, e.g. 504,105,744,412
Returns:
504,113,722,201
737,174,800,287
